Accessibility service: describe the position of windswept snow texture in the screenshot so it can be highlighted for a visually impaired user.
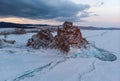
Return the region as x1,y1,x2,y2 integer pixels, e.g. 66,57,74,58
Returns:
0,29,120,81
81,30,120,81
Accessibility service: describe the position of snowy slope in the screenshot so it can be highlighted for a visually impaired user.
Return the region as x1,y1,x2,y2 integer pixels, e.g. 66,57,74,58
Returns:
0,30,120,81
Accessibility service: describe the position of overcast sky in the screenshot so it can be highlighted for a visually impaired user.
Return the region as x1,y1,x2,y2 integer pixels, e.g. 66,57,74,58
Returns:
0,0,120,27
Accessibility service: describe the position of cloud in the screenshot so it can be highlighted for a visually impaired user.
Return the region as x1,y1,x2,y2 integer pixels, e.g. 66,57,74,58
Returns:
0,0,90,22
94,1,104,7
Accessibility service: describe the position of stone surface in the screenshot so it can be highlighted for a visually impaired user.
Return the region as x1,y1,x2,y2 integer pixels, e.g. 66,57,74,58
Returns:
53,21,88,52
27,29,53,48
27,21,88,52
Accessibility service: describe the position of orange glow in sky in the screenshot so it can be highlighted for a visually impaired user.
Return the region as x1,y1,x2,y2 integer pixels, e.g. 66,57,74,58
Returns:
0,0,120,27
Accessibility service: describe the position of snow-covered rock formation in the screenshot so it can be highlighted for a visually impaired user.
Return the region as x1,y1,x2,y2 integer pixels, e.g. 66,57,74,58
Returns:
52,21,88,52
27,29,53,48
0,39,16,48
27,21,88,52
27,22,88,52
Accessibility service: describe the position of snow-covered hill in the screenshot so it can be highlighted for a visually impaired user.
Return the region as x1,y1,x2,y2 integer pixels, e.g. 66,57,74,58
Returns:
0,30,120,81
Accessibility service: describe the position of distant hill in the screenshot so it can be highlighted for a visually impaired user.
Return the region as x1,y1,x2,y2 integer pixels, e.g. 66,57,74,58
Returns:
78,26,120,30
0,22,120,30
0,22,49,28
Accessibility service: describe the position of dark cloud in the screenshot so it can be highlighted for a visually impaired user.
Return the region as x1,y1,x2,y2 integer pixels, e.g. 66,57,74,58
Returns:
55,17,86,22
0,0,90,22
55,11,90,22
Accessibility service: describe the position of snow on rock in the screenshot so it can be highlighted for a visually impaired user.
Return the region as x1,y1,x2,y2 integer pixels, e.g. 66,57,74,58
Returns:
27,21,88,52
52,21,88,52
0,39,3,46
27,29,53,49
0,39,16,48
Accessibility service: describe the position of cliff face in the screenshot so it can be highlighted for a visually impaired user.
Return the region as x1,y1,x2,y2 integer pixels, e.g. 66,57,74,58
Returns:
53,21,88,52
27,21,88,52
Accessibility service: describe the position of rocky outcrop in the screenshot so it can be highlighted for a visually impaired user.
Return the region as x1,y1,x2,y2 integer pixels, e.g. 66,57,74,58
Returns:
27,21,88,52
0,39,16,47
27,29,53,48
52,21,88,52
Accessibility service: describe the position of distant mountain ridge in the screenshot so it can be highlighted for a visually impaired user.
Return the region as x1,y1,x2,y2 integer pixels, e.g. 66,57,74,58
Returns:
0,22,120,30
78,26,120,30
0,22,49,28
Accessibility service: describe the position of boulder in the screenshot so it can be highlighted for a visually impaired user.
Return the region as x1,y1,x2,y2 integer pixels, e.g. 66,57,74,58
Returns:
0,39,16,48
2,39,16,44
27,29,53,48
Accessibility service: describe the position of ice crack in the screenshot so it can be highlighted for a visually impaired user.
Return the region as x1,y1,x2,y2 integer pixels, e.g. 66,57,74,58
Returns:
11,62,52,81
78,60,96,81
6,57,68,81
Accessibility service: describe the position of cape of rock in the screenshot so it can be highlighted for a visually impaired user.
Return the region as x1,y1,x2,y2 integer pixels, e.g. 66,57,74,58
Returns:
27,21,88,52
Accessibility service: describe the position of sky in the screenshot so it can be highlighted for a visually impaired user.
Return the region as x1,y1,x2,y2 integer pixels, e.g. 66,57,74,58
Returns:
0,0,120,27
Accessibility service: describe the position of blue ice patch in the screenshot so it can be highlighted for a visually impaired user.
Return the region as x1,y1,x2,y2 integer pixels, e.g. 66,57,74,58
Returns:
72,45,117,61
73,53,80,58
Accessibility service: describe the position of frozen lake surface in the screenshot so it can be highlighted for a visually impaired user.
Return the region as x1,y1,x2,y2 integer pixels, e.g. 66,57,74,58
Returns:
0,29,120,81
